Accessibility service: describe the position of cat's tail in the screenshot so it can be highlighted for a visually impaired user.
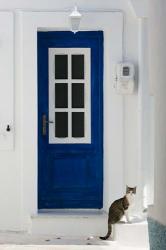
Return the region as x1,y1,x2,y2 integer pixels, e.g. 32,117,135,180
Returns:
99,224,112,240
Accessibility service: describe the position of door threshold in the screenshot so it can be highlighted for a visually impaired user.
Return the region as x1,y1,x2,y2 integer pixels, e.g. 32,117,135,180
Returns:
32,209,107,218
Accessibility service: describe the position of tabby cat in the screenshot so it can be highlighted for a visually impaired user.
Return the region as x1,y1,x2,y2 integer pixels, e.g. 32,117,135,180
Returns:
100,186,136,240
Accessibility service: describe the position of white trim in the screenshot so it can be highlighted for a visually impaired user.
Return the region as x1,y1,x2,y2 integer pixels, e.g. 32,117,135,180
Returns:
0,12,14,151
49,48,91,144
138,19,154,207
128,0,149,18
20,11,123,230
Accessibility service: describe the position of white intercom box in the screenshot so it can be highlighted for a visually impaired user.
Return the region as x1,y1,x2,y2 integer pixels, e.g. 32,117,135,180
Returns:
115,62,135,94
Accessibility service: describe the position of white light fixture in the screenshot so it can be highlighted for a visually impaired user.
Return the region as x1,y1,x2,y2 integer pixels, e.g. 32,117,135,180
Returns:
69,6,82,33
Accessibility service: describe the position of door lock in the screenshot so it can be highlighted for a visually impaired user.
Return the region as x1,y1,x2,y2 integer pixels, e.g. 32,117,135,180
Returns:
6,125,11,132
42,114,53,136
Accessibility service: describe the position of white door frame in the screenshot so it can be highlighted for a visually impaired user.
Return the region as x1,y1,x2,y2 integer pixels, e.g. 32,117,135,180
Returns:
20,10,124,230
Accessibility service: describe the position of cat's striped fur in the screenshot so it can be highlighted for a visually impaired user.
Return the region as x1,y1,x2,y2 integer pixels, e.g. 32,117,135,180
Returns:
100,186,136,240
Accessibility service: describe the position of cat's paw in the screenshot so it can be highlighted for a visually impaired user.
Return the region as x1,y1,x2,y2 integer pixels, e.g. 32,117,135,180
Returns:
118,221,126,224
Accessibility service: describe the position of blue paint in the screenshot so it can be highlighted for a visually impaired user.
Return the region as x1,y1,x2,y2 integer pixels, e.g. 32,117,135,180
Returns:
38,31,103,209
148,217,166,250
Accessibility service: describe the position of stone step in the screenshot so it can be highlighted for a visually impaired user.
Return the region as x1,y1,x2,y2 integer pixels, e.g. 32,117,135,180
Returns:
31,210,108,236
30,211,149,248
114,220,149,248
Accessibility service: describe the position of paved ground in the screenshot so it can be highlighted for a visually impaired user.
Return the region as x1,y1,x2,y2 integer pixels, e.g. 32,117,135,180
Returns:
0,245,149,250
0,233,149,250
0,234,110,245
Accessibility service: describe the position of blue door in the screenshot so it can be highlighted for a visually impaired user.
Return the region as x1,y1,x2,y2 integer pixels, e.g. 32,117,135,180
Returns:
38,31,103,209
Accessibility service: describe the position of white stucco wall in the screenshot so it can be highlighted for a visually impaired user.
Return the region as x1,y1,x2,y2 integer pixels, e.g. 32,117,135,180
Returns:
148,0,166,226
0,0,150,233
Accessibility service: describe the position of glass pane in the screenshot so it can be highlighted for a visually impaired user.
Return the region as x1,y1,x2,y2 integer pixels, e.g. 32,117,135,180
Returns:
55,55,68,79
72,55,84,79
72,112,84,138
123,66,130,76
55,112,68,138
55,83,68,108
72,83,84,108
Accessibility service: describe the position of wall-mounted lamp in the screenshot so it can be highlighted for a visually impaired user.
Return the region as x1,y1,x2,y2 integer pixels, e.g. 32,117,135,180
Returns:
69,6,82,33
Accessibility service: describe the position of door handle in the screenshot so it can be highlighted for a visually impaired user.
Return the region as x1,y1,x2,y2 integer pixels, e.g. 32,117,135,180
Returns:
42,114,53,136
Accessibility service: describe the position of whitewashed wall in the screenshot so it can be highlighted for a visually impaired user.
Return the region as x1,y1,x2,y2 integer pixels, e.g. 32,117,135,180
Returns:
148,0,166,226
0,0,148,232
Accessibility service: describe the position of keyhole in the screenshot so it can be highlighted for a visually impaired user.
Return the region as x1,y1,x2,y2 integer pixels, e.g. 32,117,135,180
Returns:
6,125,11,132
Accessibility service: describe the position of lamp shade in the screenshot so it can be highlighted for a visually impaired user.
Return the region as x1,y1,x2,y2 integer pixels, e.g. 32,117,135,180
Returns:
69,6,82,33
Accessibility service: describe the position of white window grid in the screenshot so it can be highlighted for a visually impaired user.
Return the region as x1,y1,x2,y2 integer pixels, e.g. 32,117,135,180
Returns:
49,48,91,144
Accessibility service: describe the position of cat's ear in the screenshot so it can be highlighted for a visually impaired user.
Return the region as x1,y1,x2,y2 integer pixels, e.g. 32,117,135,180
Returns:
133,186,137,194
126,185,129,193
